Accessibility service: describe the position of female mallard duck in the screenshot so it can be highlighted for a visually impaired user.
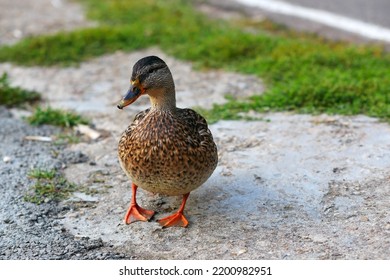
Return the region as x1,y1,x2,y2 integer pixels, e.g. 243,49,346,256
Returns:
117,56,218,228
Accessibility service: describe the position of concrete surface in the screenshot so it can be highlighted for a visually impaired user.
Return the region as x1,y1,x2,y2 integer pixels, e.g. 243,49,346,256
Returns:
2,47,389,259
0,0,95,46
62,112,390,259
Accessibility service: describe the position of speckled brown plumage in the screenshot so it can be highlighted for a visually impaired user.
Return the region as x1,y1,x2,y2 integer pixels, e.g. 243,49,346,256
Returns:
117,56,218,227
118,107,217,196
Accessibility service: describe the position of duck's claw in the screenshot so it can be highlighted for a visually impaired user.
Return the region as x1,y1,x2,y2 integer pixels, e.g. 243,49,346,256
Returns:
124,204,155,224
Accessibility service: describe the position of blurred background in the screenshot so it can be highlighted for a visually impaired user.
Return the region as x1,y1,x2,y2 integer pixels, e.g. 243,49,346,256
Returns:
2,0,390,46
229,0,390,45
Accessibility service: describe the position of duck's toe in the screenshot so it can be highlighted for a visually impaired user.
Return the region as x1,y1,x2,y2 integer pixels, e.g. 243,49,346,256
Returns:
157,212,189,228
124,204,155,224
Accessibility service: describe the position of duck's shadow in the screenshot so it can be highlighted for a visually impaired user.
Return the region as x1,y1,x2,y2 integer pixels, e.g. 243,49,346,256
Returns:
137,172,275,227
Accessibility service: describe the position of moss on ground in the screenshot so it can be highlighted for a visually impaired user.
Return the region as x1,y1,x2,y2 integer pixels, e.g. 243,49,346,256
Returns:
25,169,77,204
0,72,41,107
0,0,388,121
27,107,89,127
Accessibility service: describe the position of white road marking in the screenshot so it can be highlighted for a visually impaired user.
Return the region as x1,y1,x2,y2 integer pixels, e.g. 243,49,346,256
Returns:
236,0,390,42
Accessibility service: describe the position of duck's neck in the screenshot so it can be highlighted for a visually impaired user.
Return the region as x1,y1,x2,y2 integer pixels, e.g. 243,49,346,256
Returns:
148,87,176,111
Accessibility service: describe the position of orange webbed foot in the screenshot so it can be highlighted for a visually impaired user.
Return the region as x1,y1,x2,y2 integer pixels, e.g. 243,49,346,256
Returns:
124,204,155,224
157,193,190,228
157,212,189,228
124,183,155,224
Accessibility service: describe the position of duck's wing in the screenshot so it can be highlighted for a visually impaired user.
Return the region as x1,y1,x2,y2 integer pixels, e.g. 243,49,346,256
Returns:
178,108,217,150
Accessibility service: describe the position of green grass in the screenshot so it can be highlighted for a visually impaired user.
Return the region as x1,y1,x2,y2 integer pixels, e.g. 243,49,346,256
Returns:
25,168,103,204
0,72,88,127
27,106,89,127
0,0,389,121
0,72,41,107
25,168,77,204
28,168,56,180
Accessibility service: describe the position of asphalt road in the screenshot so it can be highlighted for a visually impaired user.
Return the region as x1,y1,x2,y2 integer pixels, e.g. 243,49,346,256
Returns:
231,0,390,44
283,0,390,28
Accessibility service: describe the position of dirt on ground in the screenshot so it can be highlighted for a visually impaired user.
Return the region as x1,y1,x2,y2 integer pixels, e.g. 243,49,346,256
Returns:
0,0,389,260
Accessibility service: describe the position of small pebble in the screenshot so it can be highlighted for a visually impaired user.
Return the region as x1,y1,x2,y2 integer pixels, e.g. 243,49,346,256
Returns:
13,29,23,38
3,156,12,163
360,216,369,222
236,249,247,256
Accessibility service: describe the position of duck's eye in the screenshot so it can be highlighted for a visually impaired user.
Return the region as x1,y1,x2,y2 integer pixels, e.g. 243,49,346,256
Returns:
148,68,155,74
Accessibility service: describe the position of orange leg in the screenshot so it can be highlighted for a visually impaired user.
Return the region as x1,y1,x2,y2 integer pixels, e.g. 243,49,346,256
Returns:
124,183,155,224
157,193,190,228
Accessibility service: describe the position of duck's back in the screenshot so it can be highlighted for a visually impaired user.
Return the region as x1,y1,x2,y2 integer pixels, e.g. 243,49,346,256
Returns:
118,108,218,196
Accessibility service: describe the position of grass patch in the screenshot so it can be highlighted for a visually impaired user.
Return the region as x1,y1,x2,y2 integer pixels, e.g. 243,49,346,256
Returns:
28,168,56,180
0,72,41,107
0,0,389,121
25,168,77,204
27,106,89,127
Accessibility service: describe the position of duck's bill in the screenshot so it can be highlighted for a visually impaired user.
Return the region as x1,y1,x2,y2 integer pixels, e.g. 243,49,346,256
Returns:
117,87,141,109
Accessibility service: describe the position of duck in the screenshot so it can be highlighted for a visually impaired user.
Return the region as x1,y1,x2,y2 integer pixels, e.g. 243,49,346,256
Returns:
117,56,218,228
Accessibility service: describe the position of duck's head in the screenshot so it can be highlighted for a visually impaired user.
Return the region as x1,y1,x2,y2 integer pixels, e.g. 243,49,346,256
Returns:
117,56,175,110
